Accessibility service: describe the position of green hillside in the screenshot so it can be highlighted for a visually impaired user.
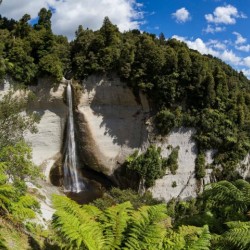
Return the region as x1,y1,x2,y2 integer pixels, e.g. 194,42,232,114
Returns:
0,8,250,250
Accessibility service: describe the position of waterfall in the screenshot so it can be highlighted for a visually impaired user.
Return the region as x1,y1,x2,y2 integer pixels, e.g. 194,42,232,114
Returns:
63,81,85,193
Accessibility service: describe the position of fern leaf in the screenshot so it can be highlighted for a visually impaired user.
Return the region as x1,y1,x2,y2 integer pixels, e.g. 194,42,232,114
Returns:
124,204,168,250
0,183,15,212
99,201,132,250
10,194,40,221
52,195,105,250
223,221,250,250
186,225,211,250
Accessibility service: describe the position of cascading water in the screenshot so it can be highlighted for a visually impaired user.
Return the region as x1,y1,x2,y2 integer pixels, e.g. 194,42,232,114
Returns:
63,81,85,193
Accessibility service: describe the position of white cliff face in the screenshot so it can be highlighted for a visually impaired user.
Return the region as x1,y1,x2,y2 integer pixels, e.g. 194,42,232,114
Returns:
77,74,149,175
24,78,68,180
2,75,250,206
1,78,67,178
0,77,67,223
75,75,213,201
150,128,199,201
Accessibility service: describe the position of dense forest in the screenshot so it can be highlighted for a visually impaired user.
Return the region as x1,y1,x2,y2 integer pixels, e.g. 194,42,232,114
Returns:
0,8,250,249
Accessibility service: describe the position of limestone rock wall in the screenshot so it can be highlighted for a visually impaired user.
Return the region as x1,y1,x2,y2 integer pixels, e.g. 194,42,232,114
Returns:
1,78,67,180
24,78,68,180
2,75,249,205
76,74,150,176
149,128,199,201
0,77,67,222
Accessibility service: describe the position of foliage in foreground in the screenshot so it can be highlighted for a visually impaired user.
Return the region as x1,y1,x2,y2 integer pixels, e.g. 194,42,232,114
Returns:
0,90,41,249
167,179,250,250
52,195,212,250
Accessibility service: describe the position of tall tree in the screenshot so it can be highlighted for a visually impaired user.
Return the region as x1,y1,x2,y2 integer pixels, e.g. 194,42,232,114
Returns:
35,8,52,31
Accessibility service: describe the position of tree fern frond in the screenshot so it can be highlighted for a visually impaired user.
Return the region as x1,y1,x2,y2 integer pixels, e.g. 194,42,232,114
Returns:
10,194,40,221
0,183,15,212
124,204,168,250
233,180,250,203
204,180,250,217
163,229,186,250
223,221,250,250
53,194,91,224
99,201,132,250
81,204,102,218
52,195,105,250
186,225,211,250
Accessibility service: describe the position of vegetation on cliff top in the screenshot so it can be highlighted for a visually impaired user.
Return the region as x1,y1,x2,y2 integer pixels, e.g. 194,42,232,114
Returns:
1,9,249,179
0,8,250,249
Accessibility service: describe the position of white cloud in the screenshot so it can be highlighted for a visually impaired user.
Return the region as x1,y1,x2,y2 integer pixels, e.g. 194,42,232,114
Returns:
172,7,191,23
244,57,250,67
172,35,219,57
236,44,250,52
203,24,225,34
220,50,242,65
241,69,250,79
205,5,246,24
0,0,143,39
233,32,247,44
207,39,226,50
172,35,250,77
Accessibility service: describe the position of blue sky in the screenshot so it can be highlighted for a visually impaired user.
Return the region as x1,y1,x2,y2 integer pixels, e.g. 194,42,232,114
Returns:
0,0,250,77
140,0,250,78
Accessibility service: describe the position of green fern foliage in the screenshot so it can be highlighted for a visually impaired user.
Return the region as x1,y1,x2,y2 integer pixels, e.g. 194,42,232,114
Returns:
163,225,211,250
222,221,250,250
203,180,250,220
52,195,214,250
52,195,105,250
52,195,170,250
163,230,186,250
118,204,168,250
10,194,40,221
184,225,211,250
0,173,15,213
99,201,132,250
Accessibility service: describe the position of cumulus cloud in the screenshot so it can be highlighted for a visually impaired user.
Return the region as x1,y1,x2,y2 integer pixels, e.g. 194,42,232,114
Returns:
244,57,250,67
172,7,191,23
220,50,242,65
172,35,219,57
172,35,250,78
233,32,247,44
236,44,250,52
203,24,225,34
242,69,250,79
205,5,246,24
207,39,226,50
0,0,143,39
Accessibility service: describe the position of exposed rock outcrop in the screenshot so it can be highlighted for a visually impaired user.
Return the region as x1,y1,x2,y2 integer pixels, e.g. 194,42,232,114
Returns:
0,77,67,223
24,78,68,180
2,75,249,205
76,74,150,176
149,128,199,201
74,75,211,201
